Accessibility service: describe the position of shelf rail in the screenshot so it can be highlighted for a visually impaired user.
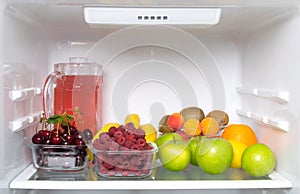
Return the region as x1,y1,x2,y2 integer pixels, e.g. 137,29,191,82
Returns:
9,87,42,101
236,87,289,103
236,108,289,132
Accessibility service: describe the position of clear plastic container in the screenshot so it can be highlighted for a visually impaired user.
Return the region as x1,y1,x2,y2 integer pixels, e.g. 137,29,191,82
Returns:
30,143,88,171
91,142,158,178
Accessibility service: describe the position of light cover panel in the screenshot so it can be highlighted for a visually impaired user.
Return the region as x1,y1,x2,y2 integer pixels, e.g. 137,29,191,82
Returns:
84,7,222,26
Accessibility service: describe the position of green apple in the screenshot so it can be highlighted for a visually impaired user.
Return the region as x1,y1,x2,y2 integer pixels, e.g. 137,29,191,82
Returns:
159,140,191,172
196,138,233,174
155,133,183,147
242,143,276,177
188,136,205,166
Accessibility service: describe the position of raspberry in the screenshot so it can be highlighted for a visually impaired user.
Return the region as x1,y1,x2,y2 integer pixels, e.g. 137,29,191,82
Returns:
122,160,130,169
122,170,130,176
113,130,123,138
143,161,153,169
117,136,126,146
93,139,105,150
133,170,143,176
108,170,116,176
131,144,139,150
103,162,114,170
99,132,111,143
99,166,108,174
136,138,146,148
130,155,142,166
125,133,136,142
141,169,150,175
134,129,145,138
108,127,117,136
117,125,126,132
120,146,130,151
104,141,112,150
138,153,147,161
113,155,122,165
109,142,119,151
124,139,134,148
128,165,137,171
125,122,135,131
145,144,154,150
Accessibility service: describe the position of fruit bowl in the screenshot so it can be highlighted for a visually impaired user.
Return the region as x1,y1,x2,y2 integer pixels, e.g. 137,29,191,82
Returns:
30,143,89,171
91,142,157,178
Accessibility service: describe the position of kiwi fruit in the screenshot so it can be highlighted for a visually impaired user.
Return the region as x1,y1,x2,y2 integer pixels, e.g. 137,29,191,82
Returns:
158,115,173,133
180,107,205,122
206,110,229,127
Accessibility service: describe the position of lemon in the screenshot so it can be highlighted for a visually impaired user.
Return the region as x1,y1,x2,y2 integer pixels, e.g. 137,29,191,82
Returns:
124,114,140,129
140,123,157,142
93,122,120,140
228,140,247,168
87,147,94,161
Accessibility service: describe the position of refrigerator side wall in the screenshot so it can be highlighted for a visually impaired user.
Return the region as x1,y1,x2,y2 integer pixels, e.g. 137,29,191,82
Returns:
241,11,300,193
1,3,48,193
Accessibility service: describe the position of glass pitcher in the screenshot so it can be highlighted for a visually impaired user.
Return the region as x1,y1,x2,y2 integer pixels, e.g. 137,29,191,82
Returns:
43,57,103,134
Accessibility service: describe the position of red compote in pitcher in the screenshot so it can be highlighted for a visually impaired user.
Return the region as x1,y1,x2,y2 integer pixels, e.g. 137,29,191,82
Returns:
43,57,103,135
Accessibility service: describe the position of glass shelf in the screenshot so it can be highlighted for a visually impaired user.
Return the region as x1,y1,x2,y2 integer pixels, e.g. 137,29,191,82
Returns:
10,164,292,190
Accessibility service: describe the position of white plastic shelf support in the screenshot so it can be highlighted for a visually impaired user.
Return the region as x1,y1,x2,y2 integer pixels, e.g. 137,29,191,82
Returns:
9,112,42,133
236,108,289,132
9,87,42,101
236,87,289,103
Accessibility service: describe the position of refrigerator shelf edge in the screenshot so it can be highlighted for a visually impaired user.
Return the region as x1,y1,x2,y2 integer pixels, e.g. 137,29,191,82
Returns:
9,164,292,190
236,108,289,132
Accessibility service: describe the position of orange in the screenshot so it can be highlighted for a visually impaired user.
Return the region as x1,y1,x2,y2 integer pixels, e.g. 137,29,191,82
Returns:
221,124,258,147
183,118,202,137
201,117,219,136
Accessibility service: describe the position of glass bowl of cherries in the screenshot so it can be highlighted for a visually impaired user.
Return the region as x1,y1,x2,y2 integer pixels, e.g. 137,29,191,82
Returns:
30,113,93,171
91,122,158,178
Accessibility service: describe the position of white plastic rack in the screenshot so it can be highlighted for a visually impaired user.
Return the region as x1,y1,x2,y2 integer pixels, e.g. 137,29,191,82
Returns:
236,108,289,132
236,87,289,103
10,164,292,190
9,112,42,133
9,87,42,101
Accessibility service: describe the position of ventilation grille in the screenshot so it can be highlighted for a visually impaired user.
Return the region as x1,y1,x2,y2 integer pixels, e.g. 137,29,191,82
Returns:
137,15,168,21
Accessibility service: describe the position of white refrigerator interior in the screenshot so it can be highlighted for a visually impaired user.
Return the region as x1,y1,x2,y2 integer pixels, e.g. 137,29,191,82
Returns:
0,0,300,194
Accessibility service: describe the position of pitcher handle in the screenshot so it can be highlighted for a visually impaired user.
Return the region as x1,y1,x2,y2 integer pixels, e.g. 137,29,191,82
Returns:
42,71,61,119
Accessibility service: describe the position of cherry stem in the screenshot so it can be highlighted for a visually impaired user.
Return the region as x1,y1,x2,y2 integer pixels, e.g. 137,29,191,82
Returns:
56,123,60,136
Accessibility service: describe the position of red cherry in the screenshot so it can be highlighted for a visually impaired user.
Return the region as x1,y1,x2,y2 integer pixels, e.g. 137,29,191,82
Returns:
51,136,62,145
74,139,85,146
32,133,44,144
39,130,51,137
